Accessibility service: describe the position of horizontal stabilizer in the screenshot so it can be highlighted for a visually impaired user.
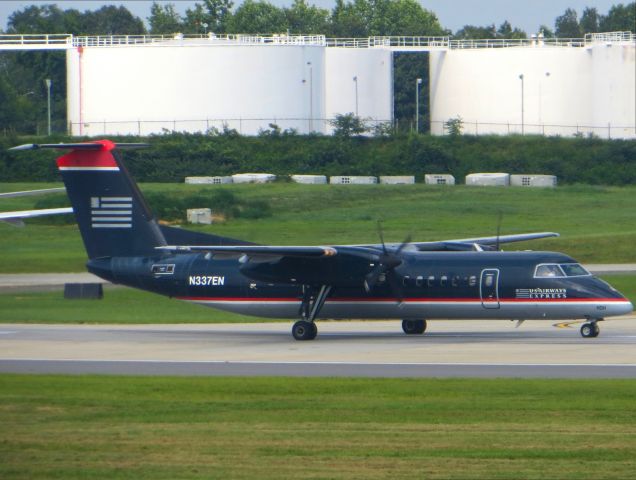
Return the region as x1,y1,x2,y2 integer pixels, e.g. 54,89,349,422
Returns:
9,142,150,151
0,207,73,226
0,187,65,198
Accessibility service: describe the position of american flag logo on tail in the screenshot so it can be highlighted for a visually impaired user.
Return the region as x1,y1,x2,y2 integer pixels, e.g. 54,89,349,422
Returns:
91,196,132,229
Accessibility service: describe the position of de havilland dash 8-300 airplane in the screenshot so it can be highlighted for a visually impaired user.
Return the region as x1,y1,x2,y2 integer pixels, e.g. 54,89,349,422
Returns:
8,140,633,340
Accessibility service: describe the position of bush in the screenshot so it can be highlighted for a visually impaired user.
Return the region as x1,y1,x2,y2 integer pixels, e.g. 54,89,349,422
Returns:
1,132,635,185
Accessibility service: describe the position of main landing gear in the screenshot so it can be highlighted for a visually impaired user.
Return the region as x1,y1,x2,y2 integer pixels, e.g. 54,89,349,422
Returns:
292,285,332,341
402,319,427,335
580,319,602,338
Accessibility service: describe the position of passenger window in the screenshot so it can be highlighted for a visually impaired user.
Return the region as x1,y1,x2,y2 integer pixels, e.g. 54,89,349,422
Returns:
451,276,459,287
469,275,477,287
535,264,565,278
440,275,448,287
427,276,435,287
416,276,424,287
402,275,411,287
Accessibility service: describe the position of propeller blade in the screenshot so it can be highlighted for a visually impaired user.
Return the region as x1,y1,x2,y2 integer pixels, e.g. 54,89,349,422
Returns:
495,212,503,251
386,270,404,304
395,234,412,255
364,264,383,292
376,220,387,255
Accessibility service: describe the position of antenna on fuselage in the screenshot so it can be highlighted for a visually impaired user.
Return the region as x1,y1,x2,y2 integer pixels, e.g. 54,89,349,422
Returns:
495,211,503,251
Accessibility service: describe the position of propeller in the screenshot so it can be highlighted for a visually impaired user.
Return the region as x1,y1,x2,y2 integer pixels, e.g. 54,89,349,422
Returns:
495,211,503,251
364,221,411,303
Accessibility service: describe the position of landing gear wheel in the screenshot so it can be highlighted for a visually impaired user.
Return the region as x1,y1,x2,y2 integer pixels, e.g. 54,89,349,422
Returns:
292,321,317,341
402,319,427,335
580,322,599,338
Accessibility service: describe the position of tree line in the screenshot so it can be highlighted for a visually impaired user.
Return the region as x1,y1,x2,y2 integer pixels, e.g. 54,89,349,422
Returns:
0,1,634,136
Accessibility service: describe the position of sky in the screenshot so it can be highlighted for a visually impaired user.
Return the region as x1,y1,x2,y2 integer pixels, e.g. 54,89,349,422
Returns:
0,0,625,35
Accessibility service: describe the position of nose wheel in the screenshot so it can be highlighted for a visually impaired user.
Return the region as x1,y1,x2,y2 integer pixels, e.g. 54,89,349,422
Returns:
580,321,601,338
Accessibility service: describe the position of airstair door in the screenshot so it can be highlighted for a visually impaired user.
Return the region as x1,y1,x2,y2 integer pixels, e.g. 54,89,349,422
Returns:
480,269,500,309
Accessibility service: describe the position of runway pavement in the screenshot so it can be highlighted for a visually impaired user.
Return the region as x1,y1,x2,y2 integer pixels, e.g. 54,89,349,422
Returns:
1,318,635,378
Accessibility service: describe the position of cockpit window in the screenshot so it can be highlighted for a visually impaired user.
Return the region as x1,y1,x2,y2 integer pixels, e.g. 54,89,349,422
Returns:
560,263,591,277
534,264,566,278
534,263,591,278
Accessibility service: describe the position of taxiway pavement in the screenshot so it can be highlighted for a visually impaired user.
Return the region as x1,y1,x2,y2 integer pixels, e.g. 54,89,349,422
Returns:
1,318,635,378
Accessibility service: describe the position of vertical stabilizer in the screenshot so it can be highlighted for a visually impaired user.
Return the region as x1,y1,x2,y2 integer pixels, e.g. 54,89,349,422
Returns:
11,140,165,259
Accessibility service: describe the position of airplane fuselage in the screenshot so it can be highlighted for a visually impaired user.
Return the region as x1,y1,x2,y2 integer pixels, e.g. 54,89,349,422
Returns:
88,250,632,322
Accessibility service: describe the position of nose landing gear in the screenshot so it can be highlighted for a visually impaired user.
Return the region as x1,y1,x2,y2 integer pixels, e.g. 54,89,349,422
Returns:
580,319,601,338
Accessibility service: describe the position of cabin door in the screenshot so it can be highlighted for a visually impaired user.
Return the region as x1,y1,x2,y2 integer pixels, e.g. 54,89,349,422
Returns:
480,269,500,309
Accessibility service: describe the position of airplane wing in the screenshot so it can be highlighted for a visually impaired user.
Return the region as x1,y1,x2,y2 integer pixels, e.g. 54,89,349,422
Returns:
157,245,337,258
0,207,74,226
411,232,560,251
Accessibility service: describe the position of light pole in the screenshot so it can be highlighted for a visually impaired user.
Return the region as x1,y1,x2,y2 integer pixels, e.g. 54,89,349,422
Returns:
353,76,358,116
307,61,313,132
518,74,524,135
415,77,422,133
539,71,550,132
45,78,52,136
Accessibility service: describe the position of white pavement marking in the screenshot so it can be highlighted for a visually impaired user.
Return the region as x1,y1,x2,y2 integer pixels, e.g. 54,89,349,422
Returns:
2,358,636,367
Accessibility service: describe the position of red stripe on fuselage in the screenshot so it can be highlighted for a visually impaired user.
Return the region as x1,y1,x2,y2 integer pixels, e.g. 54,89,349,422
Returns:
56,141,117,169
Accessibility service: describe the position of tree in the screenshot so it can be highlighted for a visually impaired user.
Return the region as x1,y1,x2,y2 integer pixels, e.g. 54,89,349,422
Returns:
202,0,234,33
330,113,368,137
148,2,183,34
580,7,600,34
454,24,497,39
538,25,555,38
599,3,636,32
497,20,526,39
369,0,445,36
183,3,209,34
555,8,582,38
329,0,372,37
82,6,146,35
285,0,330,34
444,116,463,136
228,1,287,34
393,52,429,133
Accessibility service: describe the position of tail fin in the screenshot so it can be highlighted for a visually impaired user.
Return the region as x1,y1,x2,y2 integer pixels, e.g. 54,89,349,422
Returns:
12,140,165,259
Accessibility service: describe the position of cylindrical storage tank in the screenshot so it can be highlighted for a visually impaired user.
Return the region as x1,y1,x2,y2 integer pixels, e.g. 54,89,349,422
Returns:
67,40,326,136
324,48,393,133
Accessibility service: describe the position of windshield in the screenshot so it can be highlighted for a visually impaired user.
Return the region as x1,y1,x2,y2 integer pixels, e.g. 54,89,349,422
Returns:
560,263,591,277
534,263,591,278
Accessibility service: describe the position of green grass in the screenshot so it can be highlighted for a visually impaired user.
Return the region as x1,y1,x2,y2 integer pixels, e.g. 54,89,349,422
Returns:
1,274,634,325
1,375,635,479
0,287,265,324
2,182,636,272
